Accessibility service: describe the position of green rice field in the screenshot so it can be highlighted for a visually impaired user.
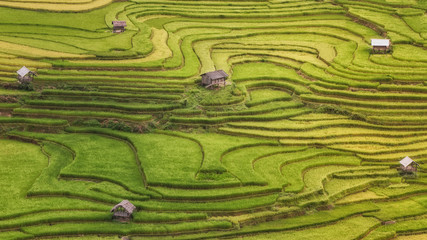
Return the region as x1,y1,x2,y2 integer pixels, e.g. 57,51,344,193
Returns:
0,0,426,239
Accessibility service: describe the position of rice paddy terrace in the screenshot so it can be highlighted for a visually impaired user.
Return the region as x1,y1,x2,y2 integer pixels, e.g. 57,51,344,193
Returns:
0,0,426,239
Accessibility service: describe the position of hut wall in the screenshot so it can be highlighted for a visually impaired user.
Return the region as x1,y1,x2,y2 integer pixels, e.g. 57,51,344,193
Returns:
112,211,132,221
213,78,225,85
373,46,389,52
202,75,211,85
113,26,125,33
17,75,33,84
400,165,417,172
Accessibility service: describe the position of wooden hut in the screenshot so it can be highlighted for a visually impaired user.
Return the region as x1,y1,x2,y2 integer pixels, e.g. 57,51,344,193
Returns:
399,156,419,173
371,39,391,53
16,66,36,84
112,21,127,33
201,70,229,88
111,200,136,221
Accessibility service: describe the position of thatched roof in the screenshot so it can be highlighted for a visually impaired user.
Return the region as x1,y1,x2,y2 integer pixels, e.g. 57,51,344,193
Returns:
371,39,390,47
111,200,136,214
400,156,418,167
112,21,127,27
17,66,31,77
201,70,228,80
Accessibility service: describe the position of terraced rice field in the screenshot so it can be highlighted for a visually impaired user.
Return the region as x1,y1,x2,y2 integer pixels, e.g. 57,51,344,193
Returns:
0,0,426,239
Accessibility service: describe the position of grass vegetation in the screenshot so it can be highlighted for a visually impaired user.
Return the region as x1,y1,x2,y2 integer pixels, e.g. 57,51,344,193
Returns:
0,0,426,239
229,216,379,240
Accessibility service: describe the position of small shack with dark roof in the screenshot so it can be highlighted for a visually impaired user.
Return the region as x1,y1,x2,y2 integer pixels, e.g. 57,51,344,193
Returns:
112,21,127,33
16,66,36,84
111,200,136,221
371,39,391,53
201,70,229,88
399,156,419,173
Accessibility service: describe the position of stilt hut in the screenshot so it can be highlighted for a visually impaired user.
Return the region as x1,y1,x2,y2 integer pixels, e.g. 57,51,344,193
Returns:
111,200,136,221
399,156,419,173
201,70,229,89
371,39,391,53
16,66,36,84
112,21,127,33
